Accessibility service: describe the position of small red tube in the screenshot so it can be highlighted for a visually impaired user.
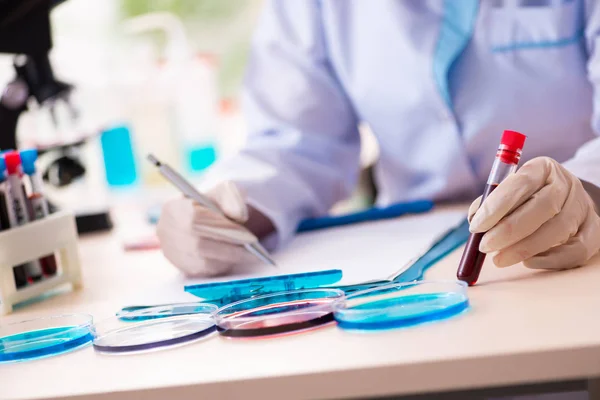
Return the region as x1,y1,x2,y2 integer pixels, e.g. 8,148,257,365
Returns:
457,130,527,286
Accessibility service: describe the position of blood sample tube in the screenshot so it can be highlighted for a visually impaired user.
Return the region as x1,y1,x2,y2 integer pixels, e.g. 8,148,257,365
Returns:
4,151,44,282
0,155,28,288
457,130,527,286
20,149,58,276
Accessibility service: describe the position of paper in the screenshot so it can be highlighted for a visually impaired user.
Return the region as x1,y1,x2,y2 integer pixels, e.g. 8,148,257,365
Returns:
185,207,466,287
272,208,465,285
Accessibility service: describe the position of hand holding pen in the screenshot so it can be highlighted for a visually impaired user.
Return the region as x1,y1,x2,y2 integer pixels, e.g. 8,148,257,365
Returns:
149,155,277,276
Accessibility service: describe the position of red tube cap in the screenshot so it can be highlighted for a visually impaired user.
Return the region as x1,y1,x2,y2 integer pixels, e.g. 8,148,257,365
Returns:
4,151,22,175
501,130,527,151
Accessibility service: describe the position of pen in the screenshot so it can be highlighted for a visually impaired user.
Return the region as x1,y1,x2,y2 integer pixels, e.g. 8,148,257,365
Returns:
147,154,277,267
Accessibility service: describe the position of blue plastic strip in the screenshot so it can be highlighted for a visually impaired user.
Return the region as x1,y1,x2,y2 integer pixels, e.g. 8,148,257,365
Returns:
185,269,343,307
296,200,434,233
433,0,479,108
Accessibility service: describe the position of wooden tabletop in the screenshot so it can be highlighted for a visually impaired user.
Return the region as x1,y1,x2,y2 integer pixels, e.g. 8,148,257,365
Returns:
2,205,600,400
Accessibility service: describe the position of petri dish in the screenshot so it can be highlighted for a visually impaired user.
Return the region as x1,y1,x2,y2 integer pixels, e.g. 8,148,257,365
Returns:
117,302,216,322
0,314,93,363
93,304,217,354
334,280,469,330
214,288,344,338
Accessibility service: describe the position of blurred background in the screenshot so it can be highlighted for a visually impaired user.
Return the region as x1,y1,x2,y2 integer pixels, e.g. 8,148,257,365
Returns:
0,0,377,236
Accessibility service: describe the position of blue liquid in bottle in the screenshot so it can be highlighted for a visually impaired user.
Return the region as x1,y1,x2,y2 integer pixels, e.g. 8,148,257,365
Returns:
101,125,138,187
186,144,217,173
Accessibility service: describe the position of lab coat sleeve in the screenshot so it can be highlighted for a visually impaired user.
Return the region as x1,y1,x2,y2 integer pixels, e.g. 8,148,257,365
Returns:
563,1,600,193
202,0,361,248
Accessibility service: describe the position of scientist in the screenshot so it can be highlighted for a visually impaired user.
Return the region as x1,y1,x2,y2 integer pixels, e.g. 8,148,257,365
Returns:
157,1,600,277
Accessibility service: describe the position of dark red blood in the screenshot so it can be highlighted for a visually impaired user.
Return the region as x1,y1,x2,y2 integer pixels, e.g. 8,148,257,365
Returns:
457,184,498,286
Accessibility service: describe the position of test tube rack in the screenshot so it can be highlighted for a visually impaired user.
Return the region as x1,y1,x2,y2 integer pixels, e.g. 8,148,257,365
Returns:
0,211,82,315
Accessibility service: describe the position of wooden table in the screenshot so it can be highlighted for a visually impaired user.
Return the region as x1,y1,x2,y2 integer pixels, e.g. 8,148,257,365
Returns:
2,205,600,400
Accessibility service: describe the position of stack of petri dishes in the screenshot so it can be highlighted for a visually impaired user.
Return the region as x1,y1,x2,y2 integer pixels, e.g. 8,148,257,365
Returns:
0,280,470,363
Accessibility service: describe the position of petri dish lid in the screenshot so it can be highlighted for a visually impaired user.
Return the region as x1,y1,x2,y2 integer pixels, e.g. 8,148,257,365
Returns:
93,303,218,354
117,302,215,321
334,280,469,330
0,314,93,363
214,288,344,338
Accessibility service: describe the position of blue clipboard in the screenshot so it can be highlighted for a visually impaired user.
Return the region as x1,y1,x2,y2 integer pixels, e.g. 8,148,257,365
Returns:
120,219,469,319
130,201,468,319
182,218,470,306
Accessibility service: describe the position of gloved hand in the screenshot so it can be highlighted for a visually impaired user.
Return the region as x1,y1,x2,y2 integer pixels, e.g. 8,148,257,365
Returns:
157,181,260,277
468,157,600,270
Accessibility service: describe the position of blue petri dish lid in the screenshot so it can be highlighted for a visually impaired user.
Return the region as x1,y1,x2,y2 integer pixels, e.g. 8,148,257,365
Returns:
214,288,344,338
334,280,469,330
117,302,217,321
93,304,217,354
185,269,343,307
0,314,94,363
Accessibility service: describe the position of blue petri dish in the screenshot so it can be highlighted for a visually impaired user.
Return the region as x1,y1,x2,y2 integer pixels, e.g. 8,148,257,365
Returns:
214,289,344,338
334,280,469,330
0,314,93,363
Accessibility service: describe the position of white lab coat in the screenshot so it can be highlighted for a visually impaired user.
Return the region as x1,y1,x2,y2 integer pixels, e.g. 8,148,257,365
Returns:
204,0,600,248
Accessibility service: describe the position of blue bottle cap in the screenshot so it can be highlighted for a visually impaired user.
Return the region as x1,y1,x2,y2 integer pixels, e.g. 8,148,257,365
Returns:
19,149,38,175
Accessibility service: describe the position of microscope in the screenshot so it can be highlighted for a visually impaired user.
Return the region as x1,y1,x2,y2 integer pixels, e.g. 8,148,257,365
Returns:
0,0,112,234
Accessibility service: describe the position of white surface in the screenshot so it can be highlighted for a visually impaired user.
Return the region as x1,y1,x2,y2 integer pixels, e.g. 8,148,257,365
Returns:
3,205,600,400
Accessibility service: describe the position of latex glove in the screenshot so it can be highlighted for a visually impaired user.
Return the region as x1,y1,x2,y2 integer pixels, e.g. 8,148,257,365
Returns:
468,157,600,270
157,181,259,277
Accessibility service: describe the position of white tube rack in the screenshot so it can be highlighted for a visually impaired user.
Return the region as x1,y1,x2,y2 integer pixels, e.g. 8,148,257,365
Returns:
0,211,82,315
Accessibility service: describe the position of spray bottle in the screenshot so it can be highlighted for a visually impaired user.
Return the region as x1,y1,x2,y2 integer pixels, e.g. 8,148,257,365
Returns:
123,12,220,175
